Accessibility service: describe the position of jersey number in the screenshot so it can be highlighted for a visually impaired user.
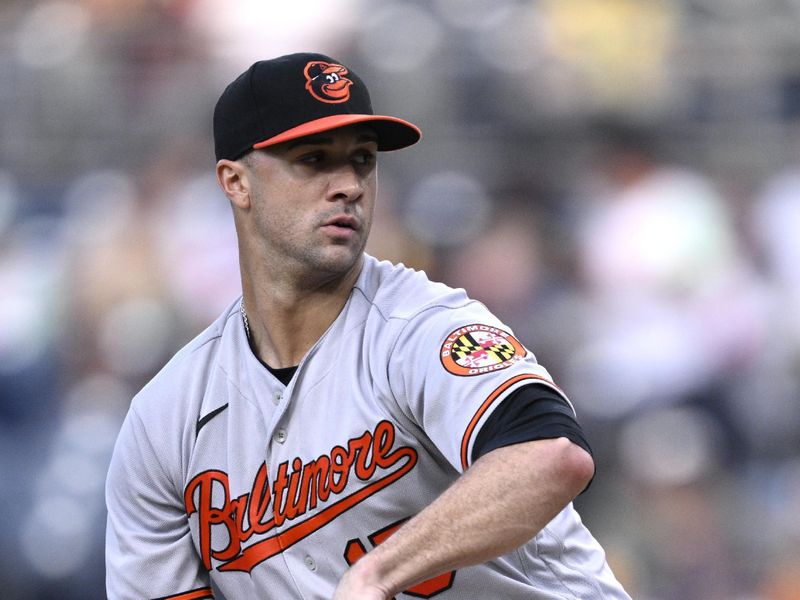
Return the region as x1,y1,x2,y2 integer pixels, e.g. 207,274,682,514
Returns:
343,518,457,598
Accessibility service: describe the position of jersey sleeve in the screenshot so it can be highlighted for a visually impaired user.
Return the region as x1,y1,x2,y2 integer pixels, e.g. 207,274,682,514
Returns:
106,406,212,600
387,302,575,473
471,383,592,463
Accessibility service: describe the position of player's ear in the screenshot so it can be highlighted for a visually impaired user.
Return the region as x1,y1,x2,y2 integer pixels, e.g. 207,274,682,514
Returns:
216,158,251,209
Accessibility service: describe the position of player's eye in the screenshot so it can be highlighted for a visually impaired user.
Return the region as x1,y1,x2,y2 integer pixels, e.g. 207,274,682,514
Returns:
352,150,376,166
298,151,324,164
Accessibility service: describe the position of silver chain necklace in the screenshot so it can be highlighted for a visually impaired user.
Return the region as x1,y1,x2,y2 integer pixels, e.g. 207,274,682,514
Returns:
240,299,251,339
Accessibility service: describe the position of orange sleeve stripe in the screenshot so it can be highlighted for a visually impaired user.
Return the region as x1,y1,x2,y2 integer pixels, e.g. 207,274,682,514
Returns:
459,373,555,471
155,587,214,600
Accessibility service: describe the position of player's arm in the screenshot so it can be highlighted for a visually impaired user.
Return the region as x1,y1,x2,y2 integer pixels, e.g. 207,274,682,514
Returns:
333,434,594,599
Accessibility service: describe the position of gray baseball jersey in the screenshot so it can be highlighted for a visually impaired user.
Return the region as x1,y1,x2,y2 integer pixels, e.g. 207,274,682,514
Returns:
106,254,630,599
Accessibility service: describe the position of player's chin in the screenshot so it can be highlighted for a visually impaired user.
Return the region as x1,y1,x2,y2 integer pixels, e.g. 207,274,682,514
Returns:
312,243,365,275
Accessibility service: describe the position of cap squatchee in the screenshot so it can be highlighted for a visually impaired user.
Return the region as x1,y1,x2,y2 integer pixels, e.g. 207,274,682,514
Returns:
213,52,422,162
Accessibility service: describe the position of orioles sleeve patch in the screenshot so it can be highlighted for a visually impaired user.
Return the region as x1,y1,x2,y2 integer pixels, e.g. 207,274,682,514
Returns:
439,324,526,377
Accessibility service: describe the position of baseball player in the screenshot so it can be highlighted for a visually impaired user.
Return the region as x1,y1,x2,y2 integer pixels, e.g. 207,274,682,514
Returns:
105,52,631,600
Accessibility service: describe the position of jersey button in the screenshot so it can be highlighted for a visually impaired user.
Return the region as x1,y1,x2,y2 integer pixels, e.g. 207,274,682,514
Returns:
273,391,282,405
273,428,287,444
304,555,317,571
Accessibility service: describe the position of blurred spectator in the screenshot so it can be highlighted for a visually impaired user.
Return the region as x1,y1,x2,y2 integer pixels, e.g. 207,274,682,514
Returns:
440,202,545,342
751,165,800,358
566,119,767,419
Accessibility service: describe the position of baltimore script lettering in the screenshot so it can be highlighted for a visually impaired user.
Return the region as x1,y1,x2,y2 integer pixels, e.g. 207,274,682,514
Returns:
183,419,418,572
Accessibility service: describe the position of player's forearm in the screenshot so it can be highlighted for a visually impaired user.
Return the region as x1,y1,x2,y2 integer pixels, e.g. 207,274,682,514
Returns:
333,436,594,599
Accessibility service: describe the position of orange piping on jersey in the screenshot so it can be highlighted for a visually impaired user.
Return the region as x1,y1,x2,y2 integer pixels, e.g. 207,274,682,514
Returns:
157,587,214,600
460,373,558,471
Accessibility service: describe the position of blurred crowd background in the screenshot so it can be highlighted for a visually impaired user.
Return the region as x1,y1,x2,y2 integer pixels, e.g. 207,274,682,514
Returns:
2,0,800,598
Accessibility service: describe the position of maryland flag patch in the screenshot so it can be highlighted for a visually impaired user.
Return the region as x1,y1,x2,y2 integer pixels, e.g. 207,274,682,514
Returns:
440,324,526,377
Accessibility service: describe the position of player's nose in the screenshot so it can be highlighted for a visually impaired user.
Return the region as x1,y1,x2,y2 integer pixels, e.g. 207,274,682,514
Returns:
326,164,363,203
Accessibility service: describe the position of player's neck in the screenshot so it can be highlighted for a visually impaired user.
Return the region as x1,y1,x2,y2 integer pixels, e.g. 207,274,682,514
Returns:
240,258,362,368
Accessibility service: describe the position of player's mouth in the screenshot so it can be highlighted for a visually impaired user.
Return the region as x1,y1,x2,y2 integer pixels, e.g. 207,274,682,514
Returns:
321,214,360,237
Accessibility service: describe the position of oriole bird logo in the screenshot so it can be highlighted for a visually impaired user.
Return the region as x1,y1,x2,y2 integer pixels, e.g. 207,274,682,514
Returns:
304,61,353,104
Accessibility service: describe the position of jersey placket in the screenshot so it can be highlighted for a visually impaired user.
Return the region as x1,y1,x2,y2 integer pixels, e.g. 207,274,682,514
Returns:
257,306,360,597
254,377,327,599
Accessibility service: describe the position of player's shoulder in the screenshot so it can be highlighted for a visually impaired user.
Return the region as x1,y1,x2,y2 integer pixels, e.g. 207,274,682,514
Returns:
356,254,473,322
128,298,240,421
355,255,519,358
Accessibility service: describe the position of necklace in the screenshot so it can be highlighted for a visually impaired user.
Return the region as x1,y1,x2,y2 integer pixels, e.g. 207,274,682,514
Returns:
240,299,251,339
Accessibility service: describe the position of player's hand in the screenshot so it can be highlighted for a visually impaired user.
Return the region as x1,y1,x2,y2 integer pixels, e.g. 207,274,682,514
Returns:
331,564,392,600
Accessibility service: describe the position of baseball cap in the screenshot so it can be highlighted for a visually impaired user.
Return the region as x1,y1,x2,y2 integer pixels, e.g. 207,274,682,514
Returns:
213,52,422,161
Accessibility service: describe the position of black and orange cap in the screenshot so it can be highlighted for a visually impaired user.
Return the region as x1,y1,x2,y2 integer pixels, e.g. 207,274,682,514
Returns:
213,52,422,161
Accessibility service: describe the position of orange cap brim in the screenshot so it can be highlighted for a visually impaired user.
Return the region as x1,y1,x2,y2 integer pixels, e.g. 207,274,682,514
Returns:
251,114,421,152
